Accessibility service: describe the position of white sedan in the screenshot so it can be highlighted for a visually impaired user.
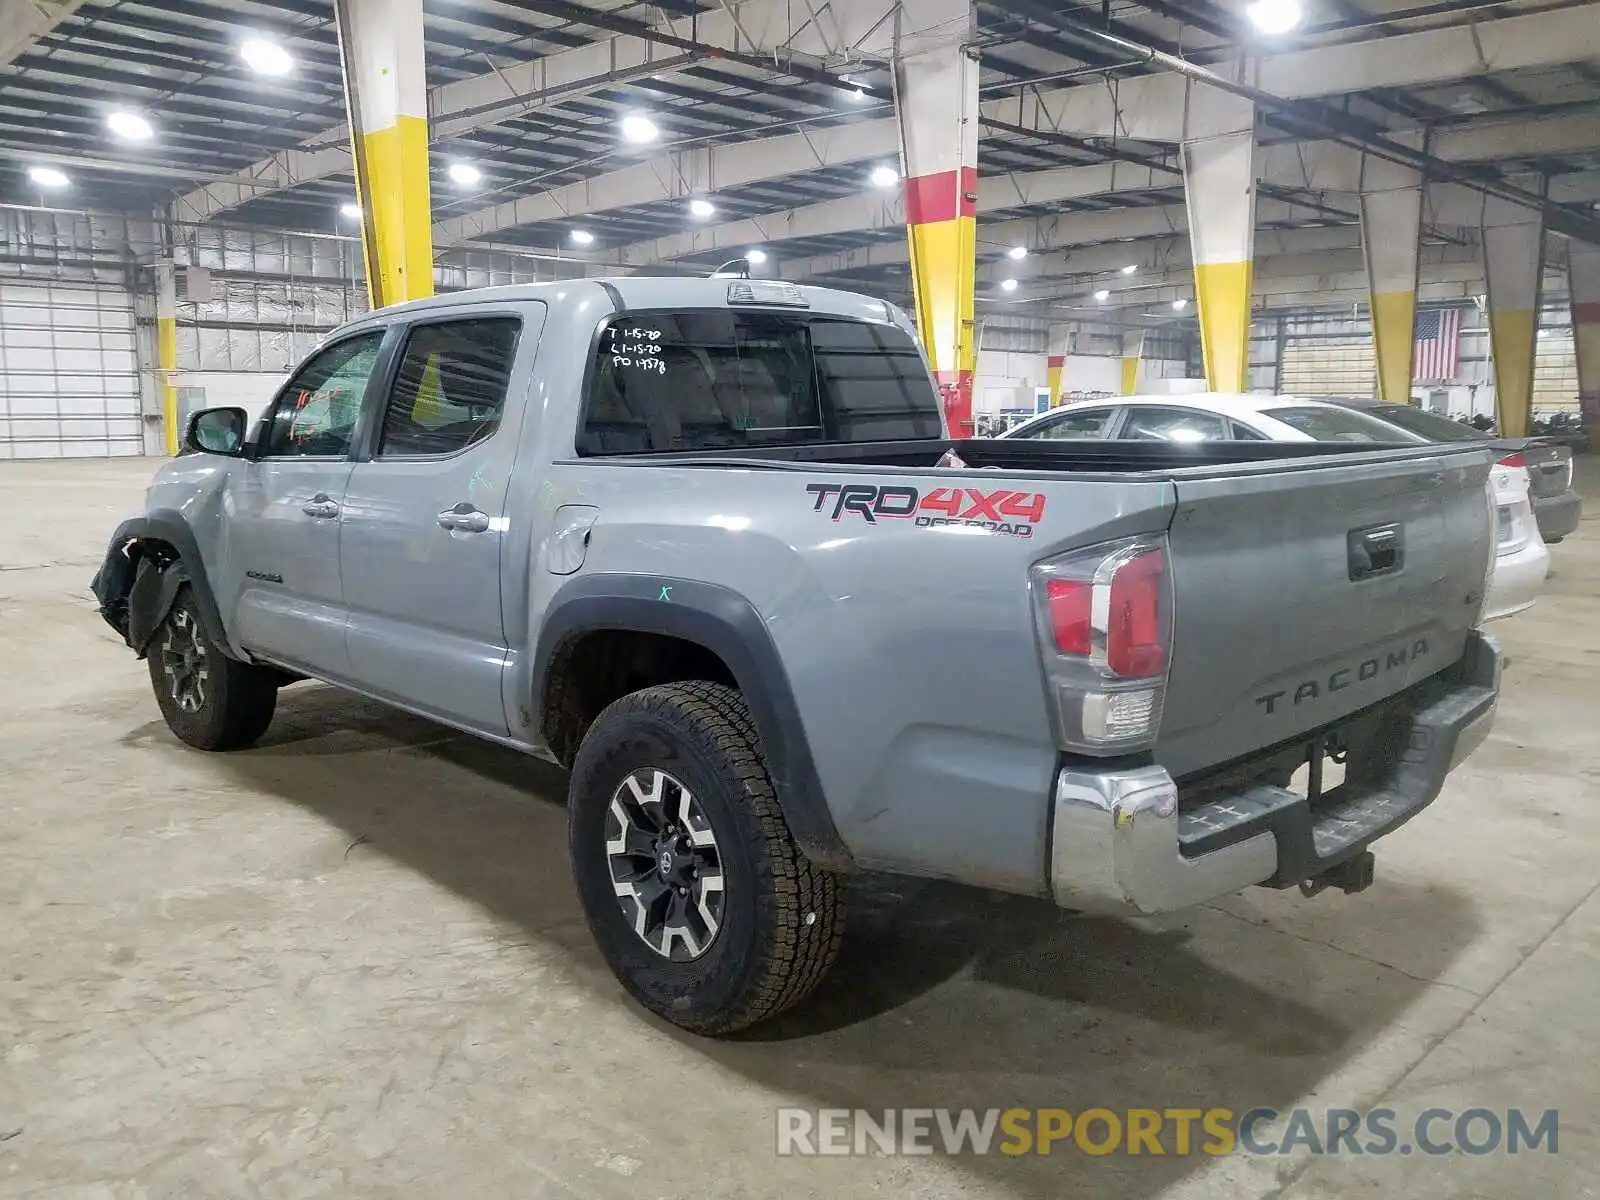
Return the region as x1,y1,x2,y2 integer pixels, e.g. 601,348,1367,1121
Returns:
1002,393,1547,622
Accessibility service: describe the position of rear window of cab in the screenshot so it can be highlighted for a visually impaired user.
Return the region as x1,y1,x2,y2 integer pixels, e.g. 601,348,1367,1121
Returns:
577,310,943,454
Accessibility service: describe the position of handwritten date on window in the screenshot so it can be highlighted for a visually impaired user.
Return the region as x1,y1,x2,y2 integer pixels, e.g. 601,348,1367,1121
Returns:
607,326,666,375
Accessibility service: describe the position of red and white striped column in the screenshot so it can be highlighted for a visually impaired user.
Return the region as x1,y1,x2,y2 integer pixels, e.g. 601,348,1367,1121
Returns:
1046,323,1072,407
1570,243,1600,422
893,0,978,436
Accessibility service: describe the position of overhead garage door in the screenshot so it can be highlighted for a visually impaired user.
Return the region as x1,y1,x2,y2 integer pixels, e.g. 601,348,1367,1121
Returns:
0,278,142,458
1280,337,1376,397
1533,335,1579,413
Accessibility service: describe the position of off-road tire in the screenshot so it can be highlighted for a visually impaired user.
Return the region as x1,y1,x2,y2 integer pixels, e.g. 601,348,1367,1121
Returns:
569,681,843,1034
146,587,278,751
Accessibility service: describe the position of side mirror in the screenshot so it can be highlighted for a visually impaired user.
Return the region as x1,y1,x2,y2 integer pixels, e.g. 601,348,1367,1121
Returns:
184,406,249,457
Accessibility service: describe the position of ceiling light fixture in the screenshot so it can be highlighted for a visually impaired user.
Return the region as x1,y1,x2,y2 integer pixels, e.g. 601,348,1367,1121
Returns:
689,198,716,218
106,110,154,142
620,113,660,144
1246,0,1304,35
27,165,69,189
339,203,362,219
1094,289,1110,302
570,229,595,246
746,248,768,264
448,161,482,186
240,36,294,76
1172,298,1189,310
1008,245,1028,261
1121,263,1138,274
869,165,900,188
1001,278,1019,293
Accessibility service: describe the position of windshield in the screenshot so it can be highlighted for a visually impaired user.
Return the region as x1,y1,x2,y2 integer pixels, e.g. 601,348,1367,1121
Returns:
1351,403,1492,442
1262,405,1427,443
578,310,943,454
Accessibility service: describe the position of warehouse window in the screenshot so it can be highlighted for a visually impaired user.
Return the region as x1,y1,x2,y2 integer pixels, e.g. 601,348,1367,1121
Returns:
378,318,522,457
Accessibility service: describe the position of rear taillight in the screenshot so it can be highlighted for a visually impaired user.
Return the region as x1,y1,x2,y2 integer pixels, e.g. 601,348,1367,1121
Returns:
1107,547,1167,677
1045,579,1092,656
1031,538,1172,752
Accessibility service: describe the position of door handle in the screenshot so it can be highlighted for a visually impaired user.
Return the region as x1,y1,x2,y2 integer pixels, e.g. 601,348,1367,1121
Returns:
438,505,491,533
302,495,340,519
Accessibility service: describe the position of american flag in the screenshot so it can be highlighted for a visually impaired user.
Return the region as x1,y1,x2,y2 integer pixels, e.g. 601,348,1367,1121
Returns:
1414,307,1463,381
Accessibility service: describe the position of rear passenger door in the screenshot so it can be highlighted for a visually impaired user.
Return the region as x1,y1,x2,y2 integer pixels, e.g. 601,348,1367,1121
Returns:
339,306,543,733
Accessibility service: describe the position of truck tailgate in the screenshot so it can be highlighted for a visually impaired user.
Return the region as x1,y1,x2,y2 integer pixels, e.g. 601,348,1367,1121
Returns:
1157,446,1495,779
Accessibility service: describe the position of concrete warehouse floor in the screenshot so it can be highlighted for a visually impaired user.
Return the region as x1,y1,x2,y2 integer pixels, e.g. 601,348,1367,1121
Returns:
2,456,1599,1199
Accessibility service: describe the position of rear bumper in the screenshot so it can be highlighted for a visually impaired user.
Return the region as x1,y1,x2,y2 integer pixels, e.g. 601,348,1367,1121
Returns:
1048,631,1501,916
1533,491,1582,542
1483,538,1549,622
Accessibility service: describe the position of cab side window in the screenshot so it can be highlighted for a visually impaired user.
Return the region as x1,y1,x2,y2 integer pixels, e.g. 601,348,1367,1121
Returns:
377,318,522,458
1018,408,1117,439
260,332,385,458
1121,406,1230,443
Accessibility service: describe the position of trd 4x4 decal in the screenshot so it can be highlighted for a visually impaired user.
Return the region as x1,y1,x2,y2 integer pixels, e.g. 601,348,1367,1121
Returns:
805,482,1045,538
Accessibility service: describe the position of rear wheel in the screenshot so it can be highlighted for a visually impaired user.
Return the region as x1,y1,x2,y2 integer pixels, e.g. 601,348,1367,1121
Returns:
146,588,278,751
568,681,843,1034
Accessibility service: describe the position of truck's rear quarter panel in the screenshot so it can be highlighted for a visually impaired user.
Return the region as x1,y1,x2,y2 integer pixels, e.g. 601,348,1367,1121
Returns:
544,460,1178,895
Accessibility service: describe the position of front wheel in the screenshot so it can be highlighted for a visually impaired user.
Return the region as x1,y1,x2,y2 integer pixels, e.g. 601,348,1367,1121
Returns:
568,681,843,1035
146,588,278,751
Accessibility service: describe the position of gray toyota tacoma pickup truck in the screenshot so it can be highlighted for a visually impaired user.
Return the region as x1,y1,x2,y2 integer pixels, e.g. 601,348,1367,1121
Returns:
93,277,1502,1035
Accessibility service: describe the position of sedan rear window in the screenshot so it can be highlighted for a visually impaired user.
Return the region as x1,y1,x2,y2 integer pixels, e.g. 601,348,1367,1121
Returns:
1262,406,1425,443
1355,404,1491,442
578,310,943,454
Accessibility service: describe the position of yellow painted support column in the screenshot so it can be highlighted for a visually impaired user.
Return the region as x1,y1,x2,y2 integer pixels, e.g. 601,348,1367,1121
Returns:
334,0,433,308
894,0,978,436
1369,290,1418,398
1120,330,1145,395
1481,197,1545,439
1569,244,1600,423
1358,156,1423,401
1181,88,1256,393
1119,359,1140,394
155,261,179,456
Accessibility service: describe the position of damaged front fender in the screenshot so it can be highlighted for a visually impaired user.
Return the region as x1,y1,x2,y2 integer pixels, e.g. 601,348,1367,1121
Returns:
90,514,231,660
125,554,192,658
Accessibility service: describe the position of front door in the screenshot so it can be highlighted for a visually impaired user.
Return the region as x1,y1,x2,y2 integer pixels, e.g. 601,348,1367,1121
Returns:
224,330,387,675
340,310,537,733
